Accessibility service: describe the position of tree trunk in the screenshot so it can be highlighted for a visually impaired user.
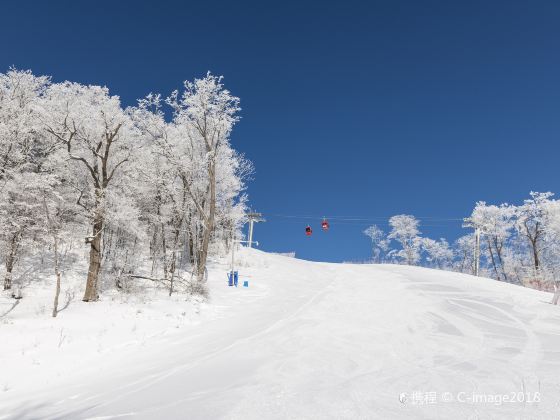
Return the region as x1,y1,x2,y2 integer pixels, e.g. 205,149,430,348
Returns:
3,262,13,291
161,222,168,281
3,233,19,291
492,238,508,282
168,232,177,296
150,193,162,276
531,237,540,272
552,283,560,305
83,217,103,302
196,164,216,283
188,233,195,265
43,196,62,316
196,231,211,282
487,237,502,281
52,236,62,317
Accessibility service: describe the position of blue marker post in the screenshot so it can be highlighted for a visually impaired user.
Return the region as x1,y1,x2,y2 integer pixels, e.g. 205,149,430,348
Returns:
227,271,240,287
228,232,259,288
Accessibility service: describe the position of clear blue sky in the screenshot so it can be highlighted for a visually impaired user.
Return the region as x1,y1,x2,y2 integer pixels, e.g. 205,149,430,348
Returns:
3,0,559,262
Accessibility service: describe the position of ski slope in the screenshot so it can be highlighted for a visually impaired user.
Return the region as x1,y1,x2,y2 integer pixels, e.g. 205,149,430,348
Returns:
1,249,560,419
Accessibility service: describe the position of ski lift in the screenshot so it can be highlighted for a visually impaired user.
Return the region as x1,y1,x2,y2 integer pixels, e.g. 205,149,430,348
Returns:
305,225,312,236
321,218,330,231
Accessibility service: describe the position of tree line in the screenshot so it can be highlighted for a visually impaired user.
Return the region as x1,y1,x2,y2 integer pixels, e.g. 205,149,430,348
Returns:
0,68,251,314
364,192,560,303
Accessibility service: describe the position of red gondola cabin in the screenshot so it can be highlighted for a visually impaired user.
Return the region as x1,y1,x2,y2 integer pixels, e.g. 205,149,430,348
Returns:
305,225,312,236
321,219,330,231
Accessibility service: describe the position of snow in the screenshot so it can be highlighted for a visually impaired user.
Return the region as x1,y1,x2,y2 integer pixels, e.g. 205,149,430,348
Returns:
1,248,560,419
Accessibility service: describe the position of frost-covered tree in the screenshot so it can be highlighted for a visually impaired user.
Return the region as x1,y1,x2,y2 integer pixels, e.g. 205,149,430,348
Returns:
388,215,421,265
453,234,476,274
421,237,453,269
39,169,77,316
546,201,560,303
470,202,515,282
0,173,48,296
131,86,249,294
165,73,241,283
463,194,560,287
363,225,389,263
0,68,51,186
42,82,138,301
515,192,554,274
0,69,52,294
543,199,560,262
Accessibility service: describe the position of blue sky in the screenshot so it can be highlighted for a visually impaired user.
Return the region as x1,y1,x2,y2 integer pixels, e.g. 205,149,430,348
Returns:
2,0,559,262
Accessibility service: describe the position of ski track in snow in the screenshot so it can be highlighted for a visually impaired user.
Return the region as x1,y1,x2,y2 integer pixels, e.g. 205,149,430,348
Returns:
1,250,560,419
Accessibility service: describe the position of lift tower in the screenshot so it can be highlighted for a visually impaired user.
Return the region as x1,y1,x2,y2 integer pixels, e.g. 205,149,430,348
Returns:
246,212,265,248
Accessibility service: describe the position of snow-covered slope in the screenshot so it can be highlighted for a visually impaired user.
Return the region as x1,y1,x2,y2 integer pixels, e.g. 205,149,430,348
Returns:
1,249,560,419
